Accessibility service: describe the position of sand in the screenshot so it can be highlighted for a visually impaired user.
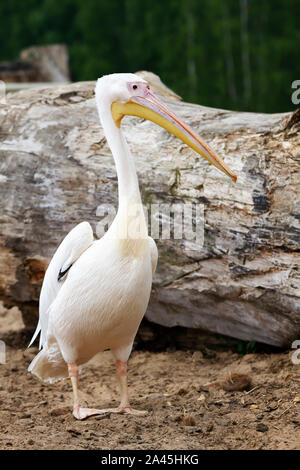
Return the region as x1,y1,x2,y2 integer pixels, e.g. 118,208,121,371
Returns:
0,303,299,450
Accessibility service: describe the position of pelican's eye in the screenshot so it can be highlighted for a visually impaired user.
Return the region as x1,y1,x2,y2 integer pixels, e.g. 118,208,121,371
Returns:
127,81,150,98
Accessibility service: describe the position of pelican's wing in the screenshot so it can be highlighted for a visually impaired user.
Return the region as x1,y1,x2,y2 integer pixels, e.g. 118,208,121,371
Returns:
28,221,94,349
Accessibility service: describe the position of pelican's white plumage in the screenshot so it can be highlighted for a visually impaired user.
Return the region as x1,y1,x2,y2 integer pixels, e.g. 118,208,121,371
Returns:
29,221,94,350
28,73,235,419
29,223,156,383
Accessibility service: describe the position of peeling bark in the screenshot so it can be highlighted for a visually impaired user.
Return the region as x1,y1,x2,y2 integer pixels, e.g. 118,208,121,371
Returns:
0,73,299,346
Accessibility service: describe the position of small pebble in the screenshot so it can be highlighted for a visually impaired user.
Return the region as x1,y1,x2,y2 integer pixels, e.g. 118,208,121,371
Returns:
194,427,202,433
256,423,268,432
67,428,81,436
50,407,69,416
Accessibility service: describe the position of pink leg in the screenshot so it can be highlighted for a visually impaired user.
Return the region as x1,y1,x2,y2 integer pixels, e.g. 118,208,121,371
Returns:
68,361,146,420
110,360,147,415
68,362,110,420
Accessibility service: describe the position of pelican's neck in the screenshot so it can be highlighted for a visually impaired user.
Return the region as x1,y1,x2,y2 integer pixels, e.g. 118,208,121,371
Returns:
97,101,148,243
98,103,141,209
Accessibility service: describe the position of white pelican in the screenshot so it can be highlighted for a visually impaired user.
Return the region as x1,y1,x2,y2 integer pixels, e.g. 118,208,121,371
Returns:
28,73,236,420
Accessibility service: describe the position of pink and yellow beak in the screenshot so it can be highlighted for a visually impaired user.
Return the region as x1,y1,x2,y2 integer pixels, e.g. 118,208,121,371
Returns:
111,89,237,182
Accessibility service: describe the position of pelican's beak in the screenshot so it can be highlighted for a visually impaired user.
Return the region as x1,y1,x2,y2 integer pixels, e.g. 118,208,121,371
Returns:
111,91,237,182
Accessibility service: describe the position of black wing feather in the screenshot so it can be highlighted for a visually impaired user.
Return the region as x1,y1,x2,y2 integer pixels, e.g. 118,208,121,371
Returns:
57,264,73,281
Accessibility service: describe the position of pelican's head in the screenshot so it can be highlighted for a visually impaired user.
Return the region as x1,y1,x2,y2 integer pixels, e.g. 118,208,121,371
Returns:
95,73,237,182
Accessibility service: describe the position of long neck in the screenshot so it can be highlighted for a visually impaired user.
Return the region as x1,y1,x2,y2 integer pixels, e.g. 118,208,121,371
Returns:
99,104,141,209
98,102,148,241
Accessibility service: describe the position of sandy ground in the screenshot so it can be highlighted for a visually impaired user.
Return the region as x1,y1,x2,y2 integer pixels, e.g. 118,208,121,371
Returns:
0,304,299,450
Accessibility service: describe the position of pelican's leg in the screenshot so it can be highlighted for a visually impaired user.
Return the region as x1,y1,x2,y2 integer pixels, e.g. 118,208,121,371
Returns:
68,359,146,420
103,359,147,415
68,362,109,420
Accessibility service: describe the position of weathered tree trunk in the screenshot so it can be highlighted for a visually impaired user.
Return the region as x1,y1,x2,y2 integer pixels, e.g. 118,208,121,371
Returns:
0,74,299,347
20,45,70,83
0,44,70,84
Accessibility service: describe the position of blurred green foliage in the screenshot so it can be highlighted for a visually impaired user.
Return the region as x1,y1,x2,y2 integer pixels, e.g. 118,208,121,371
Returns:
0,0,299,112
237,340,257,357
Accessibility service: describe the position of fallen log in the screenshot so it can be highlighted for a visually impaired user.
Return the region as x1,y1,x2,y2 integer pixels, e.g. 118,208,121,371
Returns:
0,44,70,84
0,73,299,347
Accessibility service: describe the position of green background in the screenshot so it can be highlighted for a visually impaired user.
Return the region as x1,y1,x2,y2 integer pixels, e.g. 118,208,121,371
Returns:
0,0,299,112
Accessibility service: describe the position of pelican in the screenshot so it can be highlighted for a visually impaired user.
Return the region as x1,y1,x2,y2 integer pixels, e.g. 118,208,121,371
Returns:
28,73,236,420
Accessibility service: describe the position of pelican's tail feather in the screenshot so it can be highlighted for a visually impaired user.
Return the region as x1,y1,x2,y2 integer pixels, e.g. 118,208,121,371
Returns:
28,339,68,384
28,320,41,348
